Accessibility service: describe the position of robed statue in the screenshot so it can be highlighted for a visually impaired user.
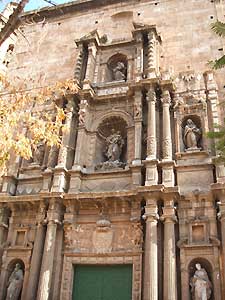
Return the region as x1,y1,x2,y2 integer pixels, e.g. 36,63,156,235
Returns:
6,263,24,300
105,129,124,162
183,119,201,150
190,263,212,300
112,61,126,81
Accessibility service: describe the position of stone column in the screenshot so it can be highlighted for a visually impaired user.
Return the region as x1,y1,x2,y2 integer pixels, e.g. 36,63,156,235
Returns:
145,86,158,185
37,199,63,300
72,99,88,170
134,32,143,81
0,205,9,246
143,198,158,300
161,198,177,300
57,99,77,168
218,202,225,298
147,30,157,79
161,89,174,186
83,42,97,89
133,89,142,164
25,202,47,300
74,44,84,81
0,205,9,272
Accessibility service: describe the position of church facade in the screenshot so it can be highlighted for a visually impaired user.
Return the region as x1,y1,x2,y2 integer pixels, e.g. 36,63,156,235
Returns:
0,0,225,299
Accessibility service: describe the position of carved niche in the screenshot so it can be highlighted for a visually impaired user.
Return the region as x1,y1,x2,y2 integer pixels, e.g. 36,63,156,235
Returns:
95,116,127,171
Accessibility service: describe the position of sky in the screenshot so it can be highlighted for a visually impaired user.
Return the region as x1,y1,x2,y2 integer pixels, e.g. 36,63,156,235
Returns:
0,0,73,12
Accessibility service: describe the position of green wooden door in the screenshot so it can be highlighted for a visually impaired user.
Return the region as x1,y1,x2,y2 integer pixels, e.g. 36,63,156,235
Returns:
72,264,132,300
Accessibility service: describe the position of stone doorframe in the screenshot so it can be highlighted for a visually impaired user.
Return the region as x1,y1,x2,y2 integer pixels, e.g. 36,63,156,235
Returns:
60,252,142,300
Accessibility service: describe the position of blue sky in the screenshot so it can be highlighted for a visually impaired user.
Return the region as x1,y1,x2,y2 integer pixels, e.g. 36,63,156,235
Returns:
0,0,73,12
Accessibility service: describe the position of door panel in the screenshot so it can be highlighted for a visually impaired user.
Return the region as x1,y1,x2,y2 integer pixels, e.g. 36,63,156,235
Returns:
73,264,132,300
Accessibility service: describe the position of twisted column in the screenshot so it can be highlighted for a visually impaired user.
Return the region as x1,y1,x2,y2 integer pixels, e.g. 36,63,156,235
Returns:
74,44,84,81
147,31,157,79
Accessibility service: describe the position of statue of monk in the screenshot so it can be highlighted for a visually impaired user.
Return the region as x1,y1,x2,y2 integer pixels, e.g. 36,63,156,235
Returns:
190,263,212,300
183,119,201,150
6,263,24,300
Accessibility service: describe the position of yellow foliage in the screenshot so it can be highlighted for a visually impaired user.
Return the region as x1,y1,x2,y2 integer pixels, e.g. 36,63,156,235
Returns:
0,75,79,176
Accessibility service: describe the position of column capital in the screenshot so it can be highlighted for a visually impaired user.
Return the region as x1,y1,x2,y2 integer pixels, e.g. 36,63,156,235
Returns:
146,86,156,102
161,206,177,223
147,30,156,40
161,89,171,104
144,199,159,222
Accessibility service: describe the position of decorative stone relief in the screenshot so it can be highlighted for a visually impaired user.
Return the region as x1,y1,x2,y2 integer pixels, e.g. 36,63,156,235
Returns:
92,218,113,253
64,224,93,251
134,102,142,118
190,263,212,300
6,263,24,300
78,99,88,126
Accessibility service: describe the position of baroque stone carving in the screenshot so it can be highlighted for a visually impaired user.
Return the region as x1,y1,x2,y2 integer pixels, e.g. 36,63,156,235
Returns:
105,129,124,162
6,263,24,300
134,102,142,118
183,119,201,151
95,129,125,171
131,222,143,247
112,62,127,81
190,263,212,300
33,141,45,166
78,99,88,126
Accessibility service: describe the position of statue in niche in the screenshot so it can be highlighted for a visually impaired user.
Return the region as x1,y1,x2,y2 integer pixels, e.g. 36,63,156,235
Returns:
33,141,45,165
190,263,212,300
6,263,24,300
105,129,124,162
183,119,201,150
112,61,126,81
95,129,126,171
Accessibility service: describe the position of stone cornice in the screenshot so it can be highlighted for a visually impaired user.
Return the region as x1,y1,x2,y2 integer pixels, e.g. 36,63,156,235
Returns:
21,0,139,20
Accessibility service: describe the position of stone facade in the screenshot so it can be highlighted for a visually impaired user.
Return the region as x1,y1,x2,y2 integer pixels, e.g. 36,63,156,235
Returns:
0,0,225,299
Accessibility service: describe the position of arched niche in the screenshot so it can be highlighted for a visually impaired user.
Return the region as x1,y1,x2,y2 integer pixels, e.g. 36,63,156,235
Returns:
95,116,128,166
188,257,214,300
4,258,25,300
105,53,128,82
181,115,203,152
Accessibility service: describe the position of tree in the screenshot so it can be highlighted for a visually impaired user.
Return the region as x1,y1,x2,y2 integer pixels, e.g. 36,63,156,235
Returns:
0,0,29,46
210,21,225,69
207,21,225,160
0,74,79,175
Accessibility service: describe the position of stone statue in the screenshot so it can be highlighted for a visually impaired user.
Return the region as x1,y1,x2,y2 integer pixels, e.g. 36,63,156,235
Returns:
112,61,126,81
33,141,45,165
183,119,201,150
6,263,24,300
105,129,124,162
190,263,212,300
